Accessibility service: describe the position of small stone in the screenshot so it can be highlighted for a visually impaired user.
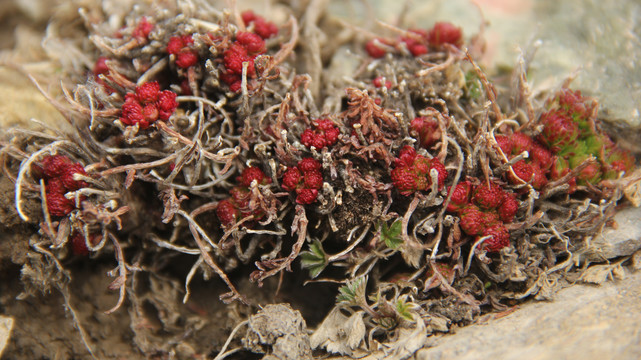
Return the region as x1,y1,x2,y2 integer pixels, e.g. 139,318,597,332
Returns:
581,206,641,262
243,304,312,360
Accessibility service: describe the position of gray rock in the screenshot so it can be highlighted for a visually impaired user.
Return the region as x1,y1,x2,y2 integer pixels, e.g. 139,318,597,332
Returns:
359,0,641,128
415,269,641,360
582,205,641,262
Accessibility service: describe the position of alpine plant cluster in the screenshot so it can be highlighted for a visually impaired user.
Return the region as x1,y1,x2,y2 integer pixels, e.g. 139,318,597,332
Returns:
1,2,637,353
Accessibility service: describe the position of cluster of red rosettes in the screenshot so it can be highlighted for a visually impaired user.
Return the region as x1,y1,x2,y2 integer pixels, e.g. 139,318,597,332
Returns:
541,88,634,187
119,81,178,129
241,10,279,40
496,88,636,192
33,155,90,217
495,132,552,190
216,166,272,226
447,180,518,253
365,21,463,58
167,34,199,68
221,31,268,92
281,158,324,205
301,119,340,149
410,116,441,149
391,146,447,196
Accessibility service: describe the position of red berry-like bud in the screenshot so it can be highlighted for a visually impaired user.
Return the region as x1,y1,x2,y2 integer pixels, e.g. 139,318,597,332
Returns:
176,51,199,68
282,167,302,191
303,170,323,190
427,22,463,48
241,10,258,25
495,135,513,156
509,160,534,185
216,199,239,226
365,38,390,58
391,167,418,196
373,76,392,89
120,96,144,126
93,56,110,76
459,205,486,236
396,146,417,167
480,224,510,253
223,43,255,76
472,182,504,210
530,143,554,171
157,90,178,120
167,36,185,55
511,132,534,155
298,158,322,173
39,155,73,178
401,30,429,56
239,166,270,187
530,164,548,189
410,116,441,149
45,180,75,217
241,10,278,39
61,163,89,191
236,31,266,54
135,81,161,103
446,181,472,213
167,35,198,68
301,119,340,149
70,231,100,256
498,193,518,223
539,109,579,153
296,188,318,204
142,104,159,123
132,17,153,40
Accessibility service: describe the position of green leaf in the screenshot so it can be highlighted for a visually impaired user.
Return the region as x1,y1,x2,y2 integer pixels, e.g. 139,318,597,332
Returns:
336,276,367,306
465,70,483,99
300,240,327,278
395,297,417,322
380,219,403,249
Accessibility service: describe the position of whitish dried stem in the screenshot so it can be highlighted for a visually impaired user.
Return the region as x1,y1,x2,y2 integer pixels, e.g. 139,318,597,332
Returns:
105,232,128,314
213,319,249,360
188,221,246,304
464,235,492,274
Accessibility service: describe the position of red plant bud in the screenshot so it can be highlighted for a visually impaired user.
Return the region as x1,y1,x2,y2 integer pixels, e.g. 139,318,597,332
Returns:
135,81,161,103
239,166,270,187
410,116,441,149
480,224,510,253
282,168,302,191
296,188,318,205
216,199,239,226
472,182,504,210
298,158,322,173
498,193,518,223
427,22,463,47
365,38,390,58
446,181,472,213
459,205,486,236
